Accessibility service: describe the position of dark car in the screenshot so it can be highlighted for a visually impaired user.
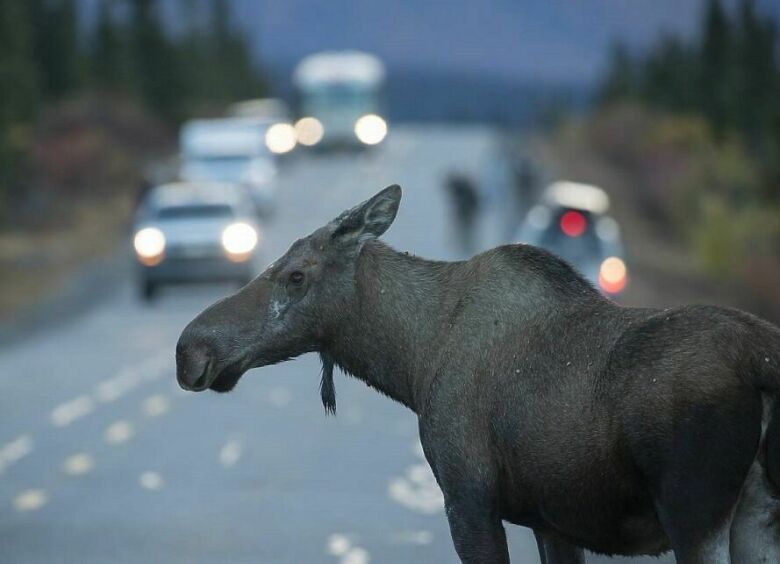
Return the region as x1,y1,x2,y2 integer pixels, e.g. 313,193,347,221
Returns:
517,181,628,296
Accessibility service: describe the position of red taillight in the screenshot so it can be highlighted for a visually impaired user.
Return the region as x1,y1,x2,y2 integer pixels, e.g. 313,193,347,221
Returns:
560,211,586,237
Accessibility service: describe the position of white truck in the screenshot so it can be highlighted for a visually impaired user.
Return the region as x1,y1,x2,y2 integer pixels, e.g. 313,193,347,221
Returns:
293,51,387,148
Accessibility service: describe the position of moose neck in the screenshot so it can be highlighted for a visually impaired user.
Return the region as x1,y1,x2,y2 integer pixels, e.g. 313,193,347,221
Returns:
326,241,453,413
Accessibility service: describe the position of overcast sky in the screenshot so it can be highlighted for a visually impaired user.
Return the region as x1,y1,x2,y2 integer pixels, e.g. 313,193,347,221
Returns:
229,0,780,83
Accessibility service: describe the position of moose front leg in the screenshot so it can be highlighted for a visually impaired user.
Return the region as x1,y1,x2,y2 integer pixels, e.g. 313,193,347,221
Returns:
534,530,585,564
443,488,510,564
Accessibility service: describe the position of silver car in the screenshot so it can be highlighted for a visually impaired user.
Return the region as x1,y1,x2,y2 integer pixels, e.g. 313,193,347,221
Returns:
133,182,262,300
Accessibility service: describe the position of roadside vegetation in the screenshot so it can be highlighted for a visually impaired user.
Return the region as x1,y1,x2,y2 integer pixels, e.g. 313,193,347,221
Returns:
582,0,780,314
0,0,267,315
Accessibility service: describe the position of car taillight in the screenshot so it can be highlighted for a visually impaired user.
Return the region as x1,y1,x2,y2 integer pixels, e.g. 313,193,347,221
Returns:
599,257,627,294
560,210,586,237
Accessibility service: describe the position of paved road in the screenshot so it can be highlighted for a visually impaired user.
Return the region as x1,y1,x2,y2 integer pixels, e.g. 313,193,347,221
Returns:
0,125,674,563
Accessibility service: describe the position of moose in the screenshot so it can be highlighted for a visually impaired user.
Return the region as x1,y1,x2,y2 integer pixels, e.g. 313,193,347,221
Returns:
177,185,780,563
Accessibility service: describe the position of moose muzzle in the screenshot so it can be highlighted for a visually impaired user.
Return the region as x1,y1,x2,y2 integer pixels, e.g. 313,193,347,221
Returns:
175,333,215,392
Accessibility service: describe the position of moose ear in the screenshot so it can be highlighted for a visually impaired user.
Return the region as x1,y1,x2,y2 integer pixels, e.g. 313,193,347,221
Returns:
331,184,402,244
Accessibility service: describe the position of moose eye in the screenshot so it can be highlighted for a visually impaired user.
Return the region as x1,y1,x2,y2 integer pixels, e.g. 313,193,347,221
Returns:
289,271,305,285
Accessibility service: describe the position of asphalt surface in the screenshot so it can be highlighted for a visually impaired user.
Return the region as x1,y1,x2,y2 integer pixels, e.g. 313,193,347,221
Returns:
0,125,675,563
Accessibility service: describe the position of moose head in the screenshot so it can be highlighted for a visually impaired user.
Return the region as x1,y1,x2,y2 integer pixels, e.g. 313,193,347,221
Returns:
176,184,402,410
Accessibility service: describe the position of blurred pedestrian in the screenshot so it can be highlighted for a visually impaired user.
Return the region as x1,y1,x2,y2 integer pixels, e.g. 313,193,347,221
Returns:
506,156,538,240
444,172,481,254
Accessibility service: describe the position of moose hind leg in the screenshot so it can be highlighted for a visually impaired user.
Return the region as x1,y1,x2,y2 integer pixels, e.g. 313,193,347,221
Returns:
653,513,732,564
534,530,585,564
731,395,780,563
731,459,780,563
648,384,760,563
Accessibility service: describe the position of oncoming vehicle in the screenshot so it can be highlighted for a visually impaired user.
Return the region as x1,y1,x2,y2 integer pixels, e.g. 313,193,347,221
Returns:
292,51,387,148
133,182,262,300
179,118,278,215
517,181,628,296
229,98,298,156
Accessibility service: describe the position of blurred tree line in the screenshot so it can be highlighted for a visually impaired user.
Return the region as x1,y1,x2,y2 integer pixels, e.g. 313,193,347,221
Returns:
594,0,780,308
0,0,266,225
600,0,780,191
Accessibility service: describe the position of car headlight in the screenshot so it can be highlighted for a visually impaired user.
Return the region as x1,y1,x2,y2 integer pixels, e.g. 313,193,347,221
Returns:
222,222,258,260
294,117,324,146
265,123,297,154
354,114,387,145
134,227,165,266
598,257,627,294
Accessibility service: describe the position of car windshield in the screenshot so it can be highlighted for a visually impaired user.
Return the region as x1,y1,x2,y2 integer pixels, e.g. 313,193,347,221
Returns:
184,157,249,183
155,204,234,220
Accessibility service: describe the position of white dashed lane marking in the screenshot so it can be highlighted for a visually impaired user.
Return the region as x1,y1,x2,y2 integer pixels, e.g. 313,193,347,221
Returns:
95,352,170,404
104,421,135,445
4,352,171,513
0,434,34,473
13,489,48,512
387,441,444,514
326,534,371,564
62,453,94,476
142,394,170,417
50,395,94,427
267,386,292,407
50,352,170,431
341,548,370,564
327,534,352,556
219,439,243,468
95,368,143,403
392,530,434,546
139,471,164,491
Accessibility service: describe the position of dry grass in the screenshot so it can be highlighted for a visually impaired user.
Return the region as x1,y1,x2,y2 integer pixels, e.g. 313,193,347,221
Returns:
0,94,171,320
0,194,134,316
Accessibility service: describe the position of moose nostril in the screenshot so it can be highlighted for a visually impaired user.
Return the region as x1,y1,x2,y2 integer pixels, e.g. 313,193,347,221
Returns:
192,372,208,390
175,340,213,391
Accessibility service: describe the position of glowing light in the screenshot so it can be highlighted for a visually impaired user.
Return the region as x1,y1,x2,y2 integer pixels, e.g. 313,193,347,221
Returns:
294,117,324,146
265,123,296,154
133,227,165,265
560,210,587,237
599,257,627,294
354,114,387,145
221,222,258,260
